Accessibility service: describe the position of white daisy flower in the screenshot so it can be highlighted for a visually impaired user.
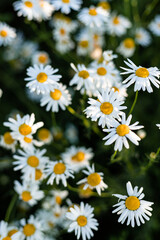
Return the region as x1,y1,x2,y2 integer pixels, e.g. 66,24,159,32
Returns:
137,129,146,139
135,27,151,47
77,33,92,57
52,20,72,41
156,124,160,129
66,202,98,240
19,135,44,150
51,0,82,14
117,38,136,58
0,132,17,153
32,51,50,66
61,146,94,172
35,209,58,232
103,113,144,151
14,180,44,206
3,113,44,141
112,181,154,227
37,128,53,144
106,13,131,36
13,148,49,181
20,215,45,240
13,0,41,21
38,0,54,21
78,6,108,28
97,1,111,13
55,37,75,54
52,205,68,226
110,81,128,100
25,64,61,95
7,225,21,240
103,50,118,62
148,15,160,36
121,58,160,92
45,160,74,186
84,88,127,128
50,190,69,206
0,221,20,240
40,83,72,112
77,164,108,195
0,22,16,46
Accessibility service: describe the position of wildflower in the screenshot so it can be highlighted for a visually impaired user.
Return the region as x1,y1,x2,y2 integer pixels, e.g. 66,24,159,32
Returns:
55,38,75,54
135,27,151,47
112,181,154,227
0,132,17,152
0,220,20,240
149,15,160,36
50,190,68,205
0,22,16,46
38,0,54,21
32,51,50,65
51,0,82,14
37,128,53,144
117,38,135,57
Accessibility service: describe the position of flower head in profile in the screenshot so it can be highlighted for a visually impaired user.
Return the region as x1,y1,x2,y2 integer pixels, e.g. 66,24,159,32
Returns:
51,0,82,14
121,58,160,92
112,181,154,227
66,202,98,240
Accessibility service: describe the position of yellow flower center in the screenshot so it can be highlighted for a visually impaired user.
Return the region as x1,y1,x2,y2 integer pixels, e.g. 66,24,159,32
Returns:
125,196,140,210
79,184,92,198
112,86,120,93
98,2,110,10
8,229,18,237
97,67,107,76
38,54,48,64
50,89,62,100
27,156,39,168
53,162,66,174
123,38,135,49
37,128,50,140
35,169,43,180
78,70,89,79
37,72,48,83
72,151,85,162
3,132,14,144
0,30,8,37
116,124,130,136
89,8,97,16
62,0,70,3
23,224,36,236
21,191,32,202
55,196,62,205
87,173,101,187
79,40,89,48
2,237,11,240
113,16,120,25
135,67,149,78
24,1,33,8
77,215,87,227
100,102,113,115
24,136,32,143
60,28,66,35
19,124,32,136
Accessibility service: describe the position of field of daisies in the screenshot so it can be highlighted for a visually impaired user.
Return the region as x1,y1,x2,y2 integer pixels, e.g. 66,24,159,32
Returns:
1,0,160,239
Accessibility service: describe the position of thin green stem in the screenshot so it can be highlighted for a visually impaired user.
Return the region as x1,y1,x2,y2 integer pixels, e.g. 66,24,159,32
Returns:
128,91,138,116
155,147,160,158
51,112,57,127
111,150,117,162
142,0,159,20
131,0,140,23
5,194,17,222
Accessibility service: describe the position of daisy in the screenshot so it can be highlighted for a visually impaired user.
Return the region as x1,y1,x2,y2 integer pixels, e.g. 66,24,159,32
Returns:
156,124,160,129
61,146,94,172
97,1,111,13
37,128,53,144
52,21,72,41
14,180,44,206
19,135,44,150
13,148,49,181
20,215,45,240
77,164,108,195
121,58,160,92
25,64,61,95
38,0,54,21
117,38,135,58
45,160,74,186
55,38,75,54
103,50,118,62
66,202,98,240
78,184,93,199
110,81,128,100
52,205,68,226
51,0,82,14
148,15,160,36
69,63,95,97
135,27,151,47
0,22,16,46
32,51,50,65
78,6,108,28
106,13,131,36
103,113,144,151
77,35,92,57
84,88,127,128
40,83,72,112
0,221,20,240
50,190,68,205
3,113,44,141
112,181,154,227
137,129,146,139
0,132,17,152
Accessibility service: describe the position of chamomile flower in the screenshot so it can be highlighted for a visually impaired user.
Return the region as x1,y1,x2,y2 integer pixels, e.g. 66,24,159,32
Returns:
111,81,128,100
37,128,53,144
45,160,74,186
32,51,50,65
61,146,94,172
148,15,160,36
84,88,127,128
106,14,131,36
103,50,118,62
77,32,92,56
13,148,49,181
25,64,61,95
103,113,144,151
20,215,45,240
135,28,151,47
112,181,154,227
0,22,16,46
97,1,111,13
78,6,108,28
77,164,108,195
52,20,72,41
19,135,44,150
3,113,44,141
52,0,82,14
50,190,69,205
66,202,98,240
0,132,17,152
14,180,44,206
0,221,20,240
117,38,136,57
55,38,75,54
38,0,54,21
35,209,58,232
52,205,68,226
121,58,160,92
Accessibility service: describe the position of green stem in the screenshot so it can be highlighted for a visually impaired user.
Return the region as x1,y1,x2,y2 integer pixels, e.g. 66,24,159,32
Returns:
128,91,138,116
67,106,84,120
131,0,140,23
111,150,117,162
155,147,160,158
51,112,57,127
5,194,17,222
142,0,159,20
